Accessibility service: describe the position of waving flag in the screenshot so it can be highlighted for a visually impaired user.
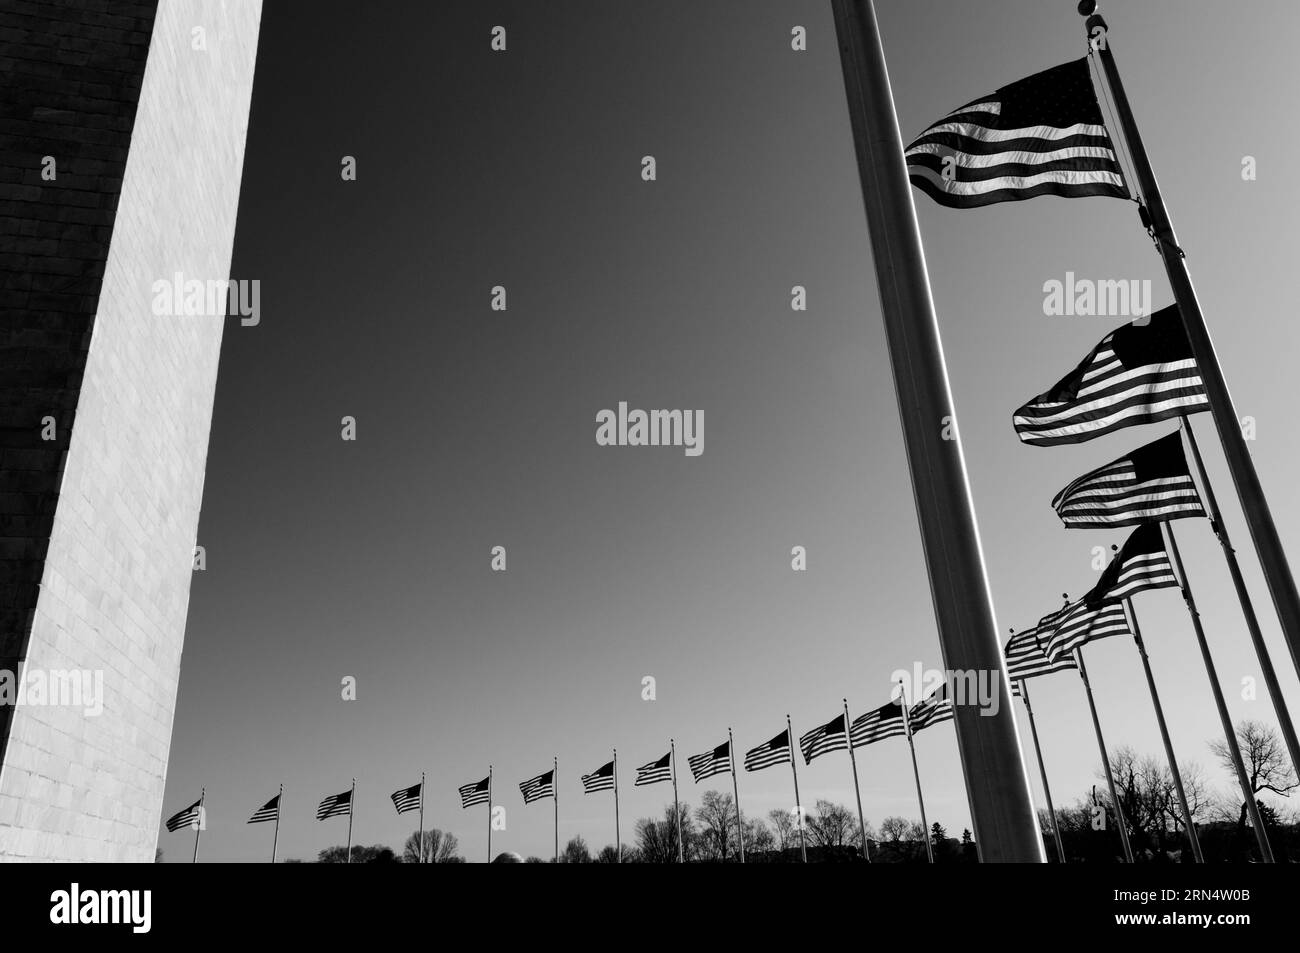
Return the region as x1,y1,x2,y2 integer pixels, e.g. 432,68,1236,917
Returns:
581,760,616,794
634,752,672,787
908,685,955,734
316,789,352,821
905,58,1126,208
743,730,792,772
390,782,422,815
1040,600,1132,661
850,700,907,747
459,776,491,808
1052,431,1204,528
1083,523,1178,603
1005,626,1078,682
519,770,555,804
247,794,280,824
1014,306,1208,446
165,798,203,832
687,742,731,782
798,714,848,765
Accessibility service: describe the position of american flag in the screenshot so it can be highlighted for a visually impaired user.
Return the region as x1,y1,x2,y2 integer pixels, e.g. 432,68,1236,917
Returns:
1014,306,1208,446
316,789,352,820
634,752,672,787
907,685,955,734
390,781,422,815
688,742,731,782
850,701,907,748
905,58,1127,209
1083,523,1178,603
459,776,491,808
519,770,555,804
581,760,615,794
247,794,279,824
1052,431,1204,528
165,797,203,832
1039,600,1132,662
743,730,792,772
1005,625,1078,682
798,714,848,765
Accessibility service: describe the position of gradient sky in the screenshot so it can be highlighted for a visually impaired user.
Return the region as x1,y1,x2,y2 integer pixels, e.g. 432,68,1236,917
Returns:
158,0,1300,861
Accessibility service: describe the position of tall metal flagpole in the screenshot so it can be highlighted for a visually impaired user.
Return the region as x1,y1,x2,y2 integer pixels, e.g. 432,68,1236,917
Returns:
1162,522,1274,861
728,728,745,863
1080,0,1300,681
830,0,1043,862
786,715,807,863
1073,649,1134,863
1180,416,1300,774
486,766,493,864
670,739,683,863
1016,677,1065,863
346,779,355,864
418,772,426,864
192,787,204,864
272,783,282,864
553,756,559,866
898,681,934,863
843,698,871,861
612,749,621,863
1121,596,1203,862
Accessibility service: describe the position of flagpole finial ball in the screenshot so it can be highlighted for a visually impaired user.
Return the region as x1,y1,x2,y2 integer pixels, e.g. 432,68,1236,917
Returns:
1077,0,1098,15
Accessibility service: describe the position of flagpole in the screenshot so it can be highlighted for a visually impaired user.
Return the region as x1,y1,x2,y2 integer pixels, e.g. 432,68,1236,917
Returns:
487,765,493,864
786,715,807,863
1121,596,1204,862
346,778,354,864
418,771,425,864
193,787,204,864
553,756,559,865
1072,648,1134,863
1180,416,1300,773
1080,0,1300,679
728,728,745,863
272,783,282,864
670,739,683,863
1016,676,1065,863
898,682,934,863
843,698,871,862
612,748,621,863
830,0,1044,862
1162,522,1274,861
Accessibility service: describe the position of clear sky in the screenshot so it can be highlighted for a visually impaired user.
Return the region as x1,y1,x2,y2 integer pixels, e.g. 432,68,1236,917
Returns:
158,0,1300,861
